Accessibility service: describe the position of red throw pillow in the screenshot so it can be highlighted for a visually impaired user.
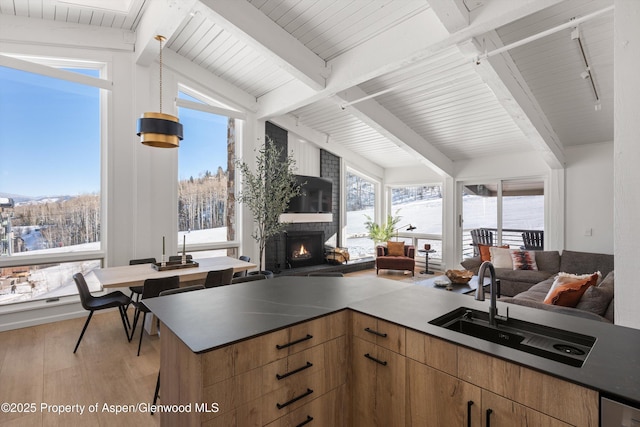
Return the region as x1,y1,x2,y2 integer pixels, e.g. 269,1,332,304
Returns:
543,273,599,307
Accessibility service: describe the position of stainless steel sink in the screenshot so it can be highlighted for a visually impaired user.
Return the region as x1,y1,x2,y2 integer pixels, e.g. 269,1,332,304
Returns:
429,307,596,367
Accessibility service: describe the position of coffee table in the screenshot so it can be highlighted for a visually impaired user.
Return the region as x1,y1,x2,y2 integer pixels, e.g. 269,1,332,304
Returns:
416,275,492,295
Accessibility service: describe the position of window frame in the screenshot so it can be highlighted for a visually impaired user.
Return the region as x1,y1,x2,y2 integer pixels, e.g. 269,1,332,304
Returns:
0,53,108,299
175,83,246,255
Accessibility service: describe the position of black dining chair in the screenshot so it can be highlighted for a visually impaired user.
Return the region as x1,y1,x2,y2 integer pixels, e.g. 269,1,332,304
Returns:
130,275,179,356
150,284,206,413
233,255,251,278
203,267,235,288
127,258,156,307
232,274,267,284
73,272,131,354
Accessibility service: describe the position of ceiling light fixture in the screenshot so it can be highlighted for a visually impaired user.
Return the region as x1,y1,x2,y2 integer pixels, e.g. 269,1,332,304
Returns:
137,35,183,148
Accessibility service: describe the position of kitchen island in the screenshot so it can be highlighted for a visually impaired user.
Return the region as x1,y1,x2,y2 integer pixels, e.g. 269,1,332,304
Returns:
144,276,640,426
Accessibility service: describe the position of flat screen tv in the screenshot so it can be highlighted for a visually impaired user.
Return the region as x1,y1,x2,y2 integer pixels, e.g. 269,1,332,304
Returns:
286,175,333,213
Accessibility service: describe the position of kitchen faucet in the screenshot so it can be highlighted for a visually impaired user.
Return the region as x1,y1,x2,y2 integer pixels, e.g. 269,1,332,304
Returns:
475,261,499,326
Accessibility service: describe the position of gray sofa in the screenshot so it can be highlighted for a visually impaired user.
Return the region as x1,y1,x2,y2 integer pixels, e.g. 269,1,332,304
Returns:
461,250,615,322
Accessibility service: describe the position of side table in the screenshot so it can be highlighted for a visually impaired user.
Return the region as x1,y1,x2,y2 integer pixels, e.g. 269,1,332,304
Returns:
417,249,436,275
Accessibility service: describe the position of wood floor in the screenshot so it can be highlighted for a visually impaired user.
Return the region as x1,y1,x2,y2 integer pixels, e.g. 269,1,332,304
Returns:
0,266,437,426
0,308,161,427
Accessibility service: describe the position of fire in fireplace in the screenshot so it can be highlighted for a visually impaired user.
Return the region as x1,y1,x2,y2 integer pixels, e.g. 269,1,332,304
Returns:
286,231,325,269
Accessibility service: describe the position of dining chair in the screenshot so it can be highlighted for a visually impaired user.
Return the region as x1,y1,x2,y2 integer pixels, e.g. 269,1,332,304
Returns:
233,255,251,278
127,258,157,307
151,284,206,413
72,272,131,354
232,274,267,284
203,267,235,288
130,275,179,356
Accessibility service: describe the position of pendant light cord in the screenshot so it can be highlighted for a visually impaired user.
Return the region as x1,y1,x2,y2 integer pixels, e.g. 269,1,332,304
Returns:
156,35,166,114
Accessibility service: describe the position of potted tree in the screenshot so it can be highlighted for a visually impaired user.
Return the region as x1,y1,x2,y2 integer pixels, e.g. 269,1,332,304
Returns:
236,137,302,277
364,211,401,246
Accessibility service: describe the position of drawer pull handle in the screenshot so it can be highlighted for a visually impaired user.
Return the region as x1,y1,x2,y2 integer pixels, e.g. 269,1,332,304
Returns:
364,327,387,338
276,388,314,409
276,334,313,350
296,415,314,427
364,353,387,366
276,361,313,380
467,401,474,427
486,408,493,427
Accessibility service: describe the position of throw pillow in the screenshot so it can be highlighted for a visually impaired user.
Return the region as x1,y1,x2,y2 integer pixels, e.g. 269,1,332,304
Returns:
510,250,538,270
386,241,405,257
546,271,603,297
490,246,513,269
543,273,599,307
478,244,509,262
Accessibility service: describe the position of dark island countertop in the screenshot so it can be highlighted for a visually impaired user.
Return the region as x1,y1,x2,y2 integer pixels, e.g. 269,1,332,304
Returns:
144,276,640,406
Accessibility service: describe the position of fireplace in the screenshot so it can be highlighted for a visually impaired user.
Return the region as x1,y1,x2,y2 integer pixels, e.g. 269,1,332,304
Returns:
285,231,325,269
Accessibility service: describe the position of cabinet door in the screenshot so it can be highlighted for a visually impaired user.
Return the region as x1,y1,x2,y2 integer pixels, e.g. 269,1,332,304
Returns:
351,337,405,427
482,390,571,427
407,359,481,427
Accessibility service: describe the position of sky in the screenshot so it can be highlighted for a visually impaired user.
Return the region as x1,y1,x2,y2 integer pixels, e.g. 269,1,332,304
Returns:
0,65,230,198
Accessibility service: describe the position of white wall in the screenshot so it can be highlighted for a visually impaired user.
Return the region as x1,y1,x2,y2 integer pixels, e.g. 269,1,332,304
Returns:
564,142,614,254
614,0,640,329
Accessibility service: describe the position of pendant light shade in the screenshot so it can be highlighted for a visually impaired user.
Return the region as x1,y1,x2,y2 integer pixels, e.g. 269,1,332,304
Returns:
137,35,183,148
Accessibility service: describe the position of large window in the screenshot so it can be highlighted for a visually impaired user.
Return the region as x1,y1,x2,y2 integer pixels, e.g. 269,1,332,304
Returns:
177,88,239,252
345,170,377,259
0,61,104,304
390,185,443,260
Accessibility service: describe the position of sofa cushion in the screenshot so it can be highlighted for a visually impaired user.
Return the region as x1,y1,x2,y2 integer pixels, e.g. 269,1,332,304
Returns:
576,271,614,317
479,244,508,262
532,250,561,273
386,241,405,256
495,268,554,285
510,250,538,270
559,250,614,277
543,273,598,307
490,247,513,269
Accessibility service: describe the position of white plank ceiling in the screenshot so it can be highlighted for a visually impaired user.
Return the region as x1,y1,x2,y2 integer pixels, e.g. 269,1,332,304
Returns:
0,0,615,172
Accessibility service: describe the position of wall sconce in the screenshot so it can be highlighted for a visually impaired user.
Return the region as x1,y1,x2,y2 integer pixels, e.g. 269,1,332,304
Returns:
137,35,183,148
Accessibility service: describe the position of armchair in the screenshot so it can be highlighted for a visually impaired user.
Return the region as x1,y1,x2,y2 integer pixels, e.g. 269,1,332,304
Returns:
375,243,416,276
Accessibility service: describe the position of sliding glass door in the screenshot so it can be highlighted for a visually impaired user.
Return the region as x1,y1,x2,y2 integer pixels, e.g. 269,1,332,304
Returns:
460,179,544,259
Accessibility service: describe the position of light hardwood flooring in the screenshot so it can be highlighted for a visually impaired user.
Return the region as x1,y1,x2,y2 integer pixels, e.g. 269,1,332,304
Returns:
0,266,439,427
0,309,161,427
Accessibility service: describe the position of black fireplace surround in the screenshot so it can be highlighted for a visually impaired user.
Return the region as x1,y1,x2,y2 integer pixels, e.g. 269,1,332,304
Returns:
285,231,325,269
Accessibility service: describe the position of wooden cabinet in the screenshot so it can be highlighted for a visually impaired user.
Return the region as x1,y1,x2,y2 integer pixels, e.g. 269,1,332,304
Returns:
160,311,347,427
350,312,406,427
160,309,600,427
407,359,481,426
457,347,599,427
405,326,598,427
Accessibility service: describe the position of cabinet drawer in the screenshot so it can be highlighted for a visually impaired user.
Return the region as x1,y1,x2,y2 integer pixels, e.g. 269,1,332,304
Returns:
458,347,599,426
201,399,262,427
263,311,347,362
263,344,325,395
264,385,348,427
351,311,405,354
261,370,329,424
202,368,263,423
406,328,457,375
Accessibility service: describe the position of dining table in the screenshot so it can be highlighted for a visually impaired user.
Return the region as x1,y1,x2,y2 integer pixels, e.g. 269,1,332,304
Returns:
93,256,257,335
93,256,257,289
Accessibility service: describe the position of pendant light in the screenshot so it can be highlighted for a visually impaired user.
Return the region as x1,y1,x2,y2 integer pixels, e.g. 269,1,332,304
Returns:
137,35,183,148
